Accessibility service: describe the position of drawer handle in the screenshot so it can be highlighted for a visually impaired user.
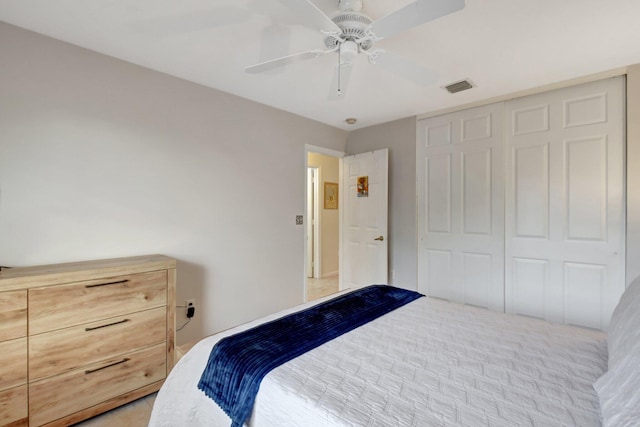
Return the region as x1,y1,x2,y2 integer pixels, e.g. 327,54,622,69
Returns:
85,279,129,288
85,318,130,331
85,358,130,375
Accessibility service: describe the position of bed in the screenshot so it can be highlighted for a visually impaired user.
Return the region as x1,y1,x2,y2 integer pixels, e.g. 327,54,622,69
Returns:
149,279,640,427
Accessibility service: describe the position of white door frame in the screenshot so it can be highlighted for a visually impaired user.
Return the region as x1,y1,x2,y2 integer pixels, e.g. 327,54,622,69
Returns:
306,167,320,278
304,144,345,301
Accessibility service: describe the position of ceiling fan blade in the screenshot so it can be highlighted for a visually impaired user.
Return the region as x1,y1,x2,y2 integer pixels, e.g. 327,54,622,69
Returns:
329,62,354,100
245,49,329,74
370,0,465,39
275,0,342,34
373,51,438,86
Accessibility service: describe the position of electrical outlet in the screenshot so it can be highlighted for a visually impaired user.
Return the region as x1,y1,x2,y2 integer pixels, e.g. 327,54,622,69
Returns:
186,299,195,318
296,215,303,225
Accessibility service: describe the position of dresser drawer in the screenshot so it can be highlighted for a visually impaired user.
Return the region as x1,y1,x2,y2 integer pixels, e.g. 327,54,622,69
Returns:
0,291,27,341
30,307,166,381
0,338,27,391
29,342,166,426
0,384,28,427
29,270,167,335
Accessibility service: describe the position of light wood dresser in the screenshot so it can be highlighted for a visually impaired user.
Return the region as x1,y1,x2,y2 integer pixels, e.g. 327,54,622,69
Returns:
0,255,176,427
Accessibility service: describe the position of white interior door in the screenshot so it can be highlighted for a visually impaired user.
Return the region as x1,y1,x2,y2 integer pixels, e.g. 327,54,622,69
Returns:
340,149,389,290
417,103,505,311
505,77,625,329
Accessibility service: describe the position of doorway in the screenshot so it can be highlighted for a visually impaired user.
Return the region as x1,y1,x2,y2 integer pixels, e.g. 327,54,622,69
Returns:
305,146,344,301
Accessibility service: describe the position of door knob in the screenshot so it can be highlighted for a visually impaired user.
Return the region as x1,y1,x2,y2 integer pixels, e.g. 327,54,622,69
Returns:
374,236,384,241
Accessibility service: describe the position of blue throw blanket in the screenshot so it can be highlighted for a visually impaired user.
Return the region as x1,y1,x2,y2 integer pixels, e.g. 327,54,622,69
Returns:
198,285,424,427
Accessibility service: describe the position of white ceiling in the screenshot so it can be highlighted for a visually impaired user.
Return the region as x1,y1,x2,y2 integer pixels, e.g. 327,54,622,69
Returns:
1,0,640,130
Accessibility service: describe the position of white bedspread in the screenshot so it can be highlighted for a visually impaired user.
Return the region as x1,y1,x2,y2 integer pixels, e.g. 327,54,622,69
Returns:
149,295,607,427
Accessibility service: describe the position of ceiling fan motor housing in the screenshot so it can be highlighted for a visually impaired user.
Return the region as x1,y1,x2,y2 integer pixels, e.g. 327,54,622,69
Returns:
324,12,374,51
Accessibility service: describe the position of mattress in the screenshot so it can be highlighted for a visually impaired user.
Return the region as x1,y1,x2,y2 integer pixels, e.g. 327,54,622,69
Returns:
149,294,607,427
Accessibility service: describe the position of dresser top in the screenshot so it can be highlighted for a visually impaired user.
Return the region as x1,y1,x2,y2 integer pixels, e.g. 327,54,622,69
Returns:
0,254,176,291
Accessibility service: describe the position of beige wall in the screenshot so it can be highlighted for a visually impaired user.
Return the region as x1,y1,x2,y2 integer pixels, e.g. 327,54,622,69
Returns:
307,153,339,277
0,22,347,345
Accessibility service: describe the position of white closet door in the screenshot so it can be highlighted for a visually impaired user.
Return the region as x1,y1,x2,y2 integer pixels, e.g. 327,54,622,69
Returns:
505,77,625,329
417,103,505,311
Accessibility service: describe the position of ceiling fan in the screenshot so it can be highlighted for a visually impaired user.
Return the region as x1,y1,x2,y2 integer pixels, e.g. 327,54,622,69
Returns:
245,0,465,98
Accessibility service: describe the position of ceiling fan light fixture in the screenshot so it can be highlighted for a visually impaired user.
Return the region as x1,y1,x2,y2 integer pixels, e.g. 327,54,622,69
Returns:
340,40,359,63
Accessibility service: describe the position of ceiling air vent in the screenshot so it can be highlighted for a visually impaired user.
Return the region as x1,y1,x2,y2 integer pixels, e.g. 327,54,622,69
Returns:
445,79,474,94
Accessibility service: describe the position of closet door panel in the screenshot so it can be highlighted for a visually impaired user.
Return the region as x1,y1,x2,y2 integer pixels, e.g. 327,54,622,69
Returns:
426,154,452,234
513,143,549,239
565,136,607,241
426,250,453,300
505,77,625,329
462,252,492,307
417,103,504,311
427,122,452,147
461,148,492,235
564,262,606,329
513,104,550,135
511,257,548,318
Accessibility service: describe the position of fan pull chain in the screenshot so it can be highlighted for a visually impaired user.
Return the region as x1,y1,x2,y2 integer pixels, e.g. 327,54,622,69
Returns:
337,49,343,97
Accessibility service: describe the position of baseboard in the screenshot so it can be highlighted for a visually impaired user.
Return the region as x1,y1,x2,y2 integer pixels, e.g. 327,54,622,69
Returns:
320,272,339,279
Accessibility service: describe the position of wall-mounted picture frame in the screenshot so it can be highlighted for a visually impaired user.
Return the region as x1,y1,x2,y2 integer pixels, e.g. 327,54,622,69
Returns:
324,182,338,209
357,176,368,197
